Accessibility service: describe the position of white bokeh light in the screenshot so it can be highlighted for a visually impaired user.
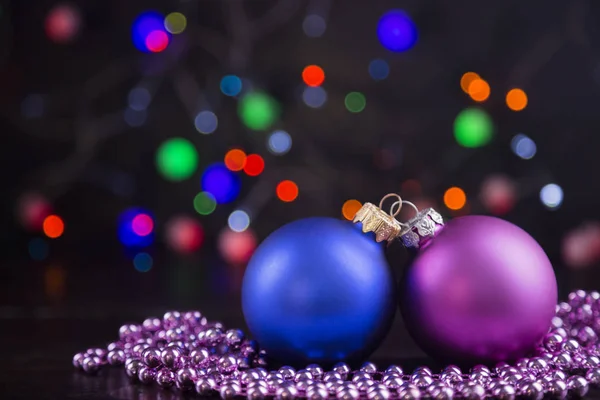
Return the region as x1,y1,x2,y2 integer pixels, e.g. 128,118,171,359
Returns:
540,183,563,209
228,210,250,232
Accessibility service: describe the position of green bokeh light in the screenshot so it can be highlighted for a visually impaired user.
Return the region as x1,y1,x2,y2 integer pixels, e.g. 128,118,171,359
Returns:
165,12,187,34
156,138,198,181
193,191,217,215
453,108,494,148
345,92,366,113
238,92,279,131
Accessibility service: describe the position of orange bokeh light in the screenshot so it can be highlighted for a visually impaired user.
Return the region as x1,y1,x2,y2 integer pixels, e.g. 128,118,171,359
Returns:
460,72,480,93
342,199,362,220
224,149,247,171
43,215,64,239
506,88,528,111
276,180,299,202
243,154,265,176
302,65,325,87
443,187,467,211
468,79,490,102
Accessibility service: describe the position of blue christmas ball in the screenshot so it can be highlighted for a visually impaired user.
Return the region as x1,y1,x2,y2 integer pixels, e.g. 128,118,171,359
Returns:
242,217,396,366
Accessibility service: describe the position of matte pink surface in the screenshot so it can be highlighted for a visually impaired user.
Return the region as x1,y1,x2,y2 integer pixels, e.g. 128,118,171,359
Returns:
400,215,557,365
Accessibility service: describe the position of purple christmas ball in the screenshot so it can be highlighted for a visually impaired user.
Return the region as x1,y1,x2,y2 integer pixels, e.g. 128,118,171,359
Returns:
400,215,557,366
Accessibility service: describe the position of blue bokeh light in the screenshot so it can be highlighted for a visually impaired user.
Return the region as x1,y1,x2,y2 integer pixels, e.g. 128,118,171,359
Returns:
303,15,326,38
132,11,167,53
511,134,537,160
194,111,218,134
377,10,418,52
118,208,154,247
220,75,243,96
124,108,147,127
268,130,292,155
201,163,241,204
28,238,49,261
369,59,390,81
128,87,151,111
133,252,153,272
302,86,327,108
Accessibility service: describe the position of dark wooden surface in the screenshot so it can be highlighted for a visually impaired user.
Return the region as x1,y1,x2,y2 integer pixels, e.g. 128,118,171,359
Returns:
0,254,598,399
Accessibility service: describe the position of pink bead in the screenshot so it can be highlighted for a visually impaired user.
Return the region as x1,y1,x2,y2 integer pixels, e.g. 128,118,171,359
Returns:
183,311,206,327
119,324,142,342
141,347,161,368
176,367,198,391
165,328,184,342
163,311,182,329
72,352,85,369
124,359,142,380
142,317,161,332
106,341,122,351
138,366,156,384
81,356,99,374
160,347,182,369
156,368,176,388
218,355,238,373
190,348,210,366
86,348,106,359
107,349,125,366
225,329,245,346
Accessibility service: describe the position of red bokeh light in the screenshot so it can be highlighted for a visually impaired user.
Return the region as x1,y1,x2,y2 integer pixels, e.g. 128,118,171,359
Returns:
562,223,600,269
218,228,257,265
145,30,169,53
165,216,204,253
131,214,154,236
302,65,325,87
45,4,81,44
480,175,517,215
276,180,299,202
43,215,65,239
243,154,265,176
17,193,53,231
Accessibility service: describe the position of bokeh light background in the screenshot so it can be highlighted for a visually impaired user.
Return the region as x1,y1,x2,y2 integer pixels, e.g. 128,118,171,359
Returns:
2,0,600,314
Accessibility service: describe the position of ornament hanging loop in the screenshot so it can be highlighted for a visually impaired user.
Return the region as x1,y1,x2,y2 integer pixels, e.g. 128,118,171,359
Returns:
378,193,404,218
390,200,420,222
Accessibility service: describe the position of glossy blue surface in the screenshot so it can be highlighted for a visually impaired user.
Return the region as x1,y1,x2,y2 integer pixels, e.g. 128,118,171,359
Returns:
242,217,396,366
